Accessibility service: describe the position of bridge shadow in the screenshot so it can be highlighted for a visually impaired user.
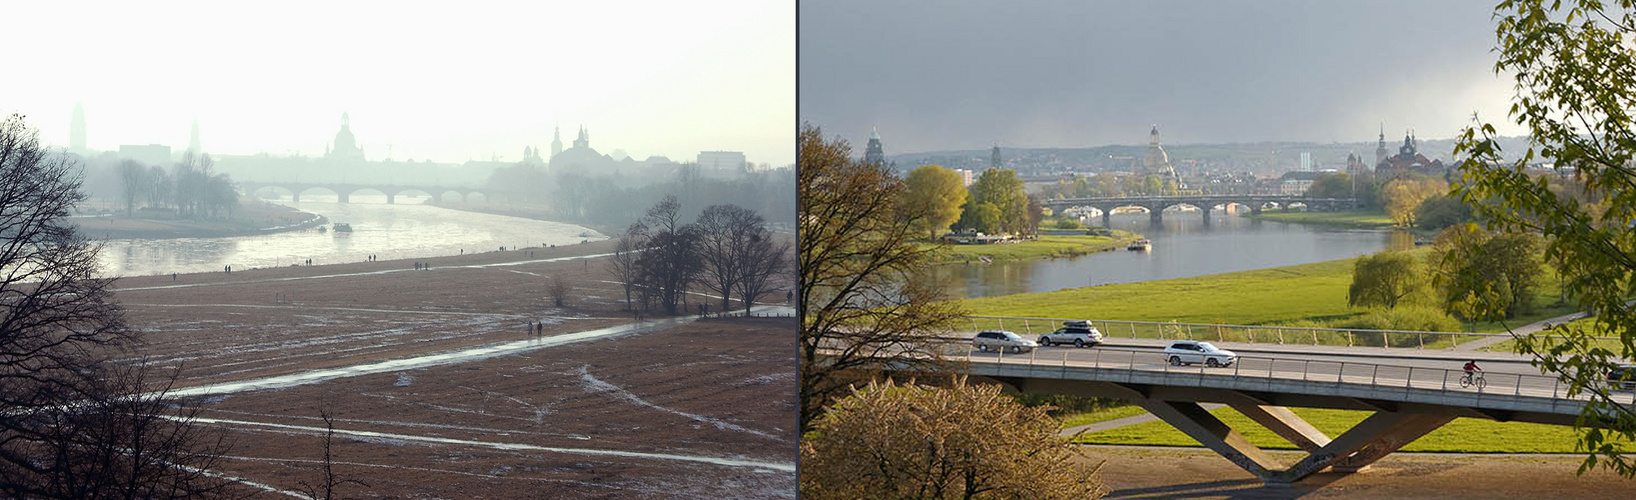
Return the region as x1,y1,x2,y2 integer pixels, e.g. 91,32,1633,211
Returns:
1107,473,1344,499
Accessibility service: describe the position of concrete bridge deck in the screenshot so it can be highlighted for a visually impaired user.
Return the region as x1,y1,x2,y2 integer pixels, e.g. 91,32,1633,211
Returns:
956,346,1630,485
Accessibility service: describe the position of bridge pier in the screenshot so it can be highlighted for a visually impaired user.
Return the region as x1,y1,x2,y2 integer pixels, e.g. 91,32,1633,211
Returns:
292,193,301,203
387,193,395,204
1149,208,1163,225
1100,209,1111,228
338,192,350,204
1201,206,1213,225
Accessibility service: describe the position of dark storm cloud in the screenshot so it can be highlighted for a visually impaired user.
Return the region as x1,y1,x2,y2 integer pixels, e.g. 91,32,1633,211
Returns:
800,0,1510,154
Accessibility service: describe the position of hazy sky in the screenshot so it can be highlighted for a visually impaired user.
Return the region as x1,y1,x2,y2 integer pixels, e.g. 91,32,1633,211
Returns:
800,1,1521,154
7,1,793,165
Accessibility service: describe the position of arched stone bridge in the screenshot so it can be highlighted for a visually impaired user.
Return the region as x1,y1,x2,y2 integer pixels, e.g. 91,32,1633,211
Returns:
1041,195,1356,225
239,181,504,204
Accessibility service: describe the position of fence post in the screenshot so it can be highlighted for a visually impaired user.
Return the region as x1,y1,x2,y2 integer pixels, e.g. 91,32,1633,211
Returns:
1337,362,1345,384
1312,329,1319,346
998,318,1004,331
1371,364,1379,386
1277,328,1285,345
1441,370,1449,390
1130,322,1137,339
1186,324,1194,340
1217,325,1224,342
1348,331,1354,347
1515,376,1522,397
1451,333,1459,348
1024,319,1030,335
1418,333,1424,349
1407,367,1414,388
1092,348,1099,368
1552,378,1559,399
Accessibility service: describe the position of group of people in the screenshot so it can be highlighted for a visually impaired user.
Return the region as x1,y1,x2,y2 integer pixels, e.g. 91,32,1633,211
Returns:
414,262,432,270
526,320,546,336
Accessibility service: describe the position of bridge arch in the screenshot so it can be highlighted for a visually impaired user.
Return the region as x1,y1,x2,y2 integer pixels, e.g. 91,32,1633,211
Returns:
343,187,389,204
249,185,296,201
294,186,341,203
438,190,466,204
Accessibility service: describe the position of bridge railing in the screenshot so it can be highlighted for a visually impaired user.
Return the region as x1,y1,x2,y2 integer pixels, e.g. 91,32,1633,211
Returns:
962,315,1618,350
965,345,1636,407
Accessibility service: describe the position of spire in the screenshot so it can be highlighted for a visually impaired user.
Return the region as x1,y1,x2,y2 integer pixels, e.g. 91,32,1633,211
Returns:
188,116,201,155
342,111,350,128
69,102,86,152
870,126,880,141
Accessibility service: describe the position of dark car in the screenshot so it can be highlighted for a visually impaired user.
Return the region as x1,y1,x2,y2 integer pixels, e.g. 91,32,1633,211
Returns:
1610,364,1636,391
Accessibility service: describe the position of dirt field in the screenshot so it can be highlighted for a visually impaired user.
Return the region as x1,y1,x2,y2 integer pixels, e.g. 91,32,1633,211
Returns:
112,240,796,498
1083,446,1636,499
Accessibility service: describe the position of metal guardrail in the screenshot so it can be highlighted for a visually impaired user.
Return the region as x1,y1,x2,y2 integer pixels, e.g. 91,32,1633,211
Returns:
963,315,1618,350
964,345,1636,407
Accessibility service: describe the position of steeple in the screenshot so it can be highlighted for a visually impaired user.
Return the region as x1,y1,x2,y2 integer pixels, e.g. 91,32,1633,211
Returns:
1150,125,1161,146
864,127,885,166
551,125,563,158
991,145,1002,169
188,116,201,155
572,124,589,149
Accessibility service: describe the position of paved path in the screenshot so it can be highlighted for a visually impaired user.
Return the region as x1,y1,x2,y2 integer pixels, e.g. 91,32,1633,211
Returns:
1060,404,1224,437
1450,309,1591,351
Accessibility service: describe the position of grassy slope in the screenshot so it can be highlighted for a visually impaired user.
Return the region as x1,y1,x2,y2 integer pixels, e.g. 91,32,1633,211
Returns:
1072,406,1602,453
961,249,1574,335
933,232,1142,263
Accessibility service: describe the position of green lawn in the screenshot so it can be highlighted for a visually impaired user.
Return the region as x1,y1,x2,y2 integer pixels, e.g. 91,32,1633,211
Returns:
932,232,1142,263
1059,405,1154,430
961,249,1572,341
1250,210,1397,229
1072,406,1612,453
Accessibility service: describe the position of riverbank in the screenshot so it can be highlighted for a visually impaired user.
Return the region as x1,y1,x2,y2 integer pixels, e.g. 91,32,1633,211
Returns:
71,201,325,239
424,200,620,237
960,250,1574,333
1249,209,1396,229
932,231,1144,263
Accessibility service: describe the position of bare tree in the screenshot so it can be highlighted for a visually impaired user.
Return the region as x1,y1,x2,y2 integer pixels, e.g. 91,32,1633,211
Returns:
799,124,966,431
735,231,791,316
605,227,645,311
117,159,146,217
634,196,700,316
546,275,570,308
695,204,761,312
0,113,232,498
297,411,370,500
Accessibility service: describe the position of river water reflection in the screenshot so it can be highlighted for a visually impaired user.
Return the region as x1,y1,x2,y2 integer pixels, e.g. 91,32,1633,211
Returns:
98,194,603,277
934,212,1412,300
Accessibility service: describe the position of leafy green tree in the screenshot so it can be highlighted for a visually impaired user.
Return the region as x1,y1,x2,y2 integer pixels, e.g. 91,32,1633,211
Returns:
901,165,968,239
798,124,964,431
1426,224,1544,321
800,378,1105,500
957,201,1001,234
1457,0,1636,467
1414,194,1473,231
968,168,1029,235
1348,251,1427,310
1305,172,1352,199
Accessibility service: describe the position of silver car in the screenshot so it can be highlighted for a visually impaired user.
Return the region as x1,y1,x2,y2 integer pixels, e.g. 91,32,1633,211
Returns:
1164,341,1236,367
972,330,1037,354
1038,322,1104,348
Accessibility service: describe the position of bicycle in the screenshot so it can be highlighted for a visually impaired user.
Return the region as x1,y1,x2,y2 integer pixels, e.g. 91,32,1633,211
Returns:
1459,371,1487,390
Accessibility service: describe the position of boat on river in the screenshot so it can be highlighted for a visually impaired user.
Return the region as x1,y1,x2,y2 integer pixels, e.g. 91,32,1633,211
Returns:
332,223,353,233
1127,239,1152,251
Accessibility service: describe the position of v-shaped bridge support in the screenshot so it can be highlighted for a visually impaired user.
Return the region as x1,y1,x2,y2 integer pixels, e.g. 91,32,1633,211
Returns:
1135,400,1454,486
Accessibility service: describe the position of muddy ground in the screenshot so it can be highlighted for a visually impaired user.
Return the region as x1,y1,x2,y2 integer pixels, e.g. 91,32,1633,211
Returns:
1083,446,1635,499
113,240,796,498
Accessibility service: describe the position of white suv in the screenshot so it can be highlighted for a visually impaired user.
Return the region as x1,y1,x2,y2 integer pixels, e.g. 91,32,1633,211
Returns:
1164,341,1236,367
1038,322,1104,348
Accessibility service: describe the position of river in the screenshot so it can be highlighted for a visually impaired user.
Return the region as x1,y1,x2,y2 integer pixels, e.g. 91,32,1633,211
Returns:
936,211,1412,299
98,193,604,277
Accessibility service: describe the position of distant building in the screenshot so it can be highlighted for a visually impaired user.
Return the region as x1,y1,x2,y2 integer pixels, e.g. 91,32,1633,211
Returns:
69,103,87,153
1346,152,1369,179
1142,125,1182,184
1279,170,1322,195
864,127,885,166
991,145,1002,169
697,151,747,175
550,125,564,159
1375,131,1446,179
188,117,202,156
1374,123,1389,168
952,168,975,187
548,125,617,175
119,144,172,166
326,112,365,162
1299,151,1312,172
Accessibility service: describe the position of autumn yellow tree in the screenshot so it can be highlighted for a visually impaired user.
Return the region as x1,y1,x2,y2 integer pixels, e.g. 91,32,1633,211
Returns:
1382,176,1444,227
800,378,1105,500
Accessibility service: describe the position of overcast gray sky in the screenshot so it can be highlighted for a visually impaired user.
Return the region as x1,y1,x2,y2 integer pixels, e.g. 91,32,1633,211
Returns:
799,0,1519,154
7,1,793,166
